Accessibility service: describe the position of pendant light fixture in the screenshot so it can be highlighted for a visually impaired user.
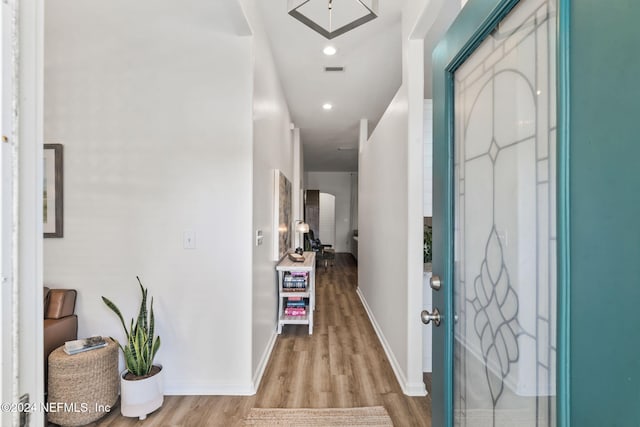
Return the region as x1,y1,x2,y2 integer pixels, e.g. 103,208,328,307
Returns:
288,0,379,40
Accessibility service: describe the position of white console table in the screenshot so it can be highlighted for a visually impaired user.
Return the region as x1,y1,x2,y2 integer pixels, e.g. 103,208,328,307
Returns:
275,251,316,334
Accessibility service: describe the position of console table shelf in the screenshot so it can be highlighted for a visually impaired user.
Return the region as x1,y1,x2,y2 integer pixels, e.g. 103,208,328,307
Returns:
276,252,316,334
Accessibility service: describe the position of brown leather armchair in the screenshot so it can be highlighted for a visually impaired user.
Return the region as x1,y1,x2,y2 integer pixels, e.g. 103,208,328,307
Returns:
43,287,78,389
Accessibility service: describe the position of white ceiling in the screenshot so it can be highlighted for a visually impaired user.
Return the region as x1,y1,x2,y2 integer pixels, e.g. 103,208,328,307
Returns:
256,1,405,172
256,1,460,172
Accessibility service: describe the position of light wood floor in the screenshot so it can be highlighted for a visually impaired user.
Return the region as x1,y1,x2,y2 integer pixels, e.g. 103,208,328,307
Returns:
76,254,432,426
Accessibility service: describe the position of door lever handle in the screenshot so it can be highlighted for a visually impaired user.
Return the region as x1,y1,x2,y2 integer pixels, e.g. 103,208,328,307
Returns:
421,308,441,327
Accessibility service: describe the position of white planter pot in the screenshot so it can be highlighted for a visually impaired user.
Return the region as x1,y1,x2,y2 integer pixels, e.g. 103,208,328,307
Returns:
120,365,164,420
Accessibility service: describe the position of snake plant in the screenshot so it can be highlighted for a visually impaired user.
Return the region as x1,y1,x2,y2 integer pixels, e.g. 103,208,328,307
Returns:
102,277,161,377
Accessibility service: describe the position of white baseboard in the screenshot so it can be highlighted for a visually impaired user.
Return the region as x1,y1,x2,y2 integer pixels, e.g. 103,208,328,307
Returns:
252,330,277,393
357,287,426,397
405,380,428,396
166,330,277,396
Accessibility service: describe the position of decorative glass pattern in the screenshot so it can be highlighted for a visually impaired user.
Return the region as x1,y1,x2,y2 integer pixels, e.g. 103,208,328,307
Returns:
452,0,557,426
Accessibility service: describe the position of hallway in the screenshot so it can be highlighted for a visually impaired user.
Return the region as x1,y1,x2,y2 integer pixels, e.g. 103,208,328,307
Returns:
84,254,431,426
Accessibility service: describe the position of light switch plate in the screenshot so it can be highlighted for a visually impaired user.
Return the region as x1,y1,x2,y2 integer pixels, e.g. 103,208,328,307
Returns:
183,231,196,249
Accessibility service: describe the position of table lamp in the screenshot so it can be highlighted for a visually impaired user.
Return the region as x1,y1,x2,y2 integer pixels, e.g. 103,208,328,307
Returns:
294,220,309,254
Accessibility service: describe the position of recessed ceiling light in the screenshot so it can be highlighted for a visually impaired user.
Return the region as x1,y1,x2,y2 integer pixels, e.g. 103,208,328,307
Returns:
323,46,337,56
322,103,333,110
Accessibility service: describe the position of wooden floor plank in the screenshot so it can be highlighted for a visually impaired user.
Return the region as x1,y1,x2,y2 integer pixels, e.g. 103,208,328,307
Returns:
64,254,430,427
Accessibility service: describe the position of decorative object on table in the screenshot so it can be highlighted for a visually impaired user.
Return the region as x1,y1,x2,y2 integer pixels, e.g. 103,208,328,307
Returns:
294,220,309,254
273,169,292,261
48,337,118,426
64,336,107,355
43,143,63,237
288,252,305,262
288,0,379,40
102,276,163,420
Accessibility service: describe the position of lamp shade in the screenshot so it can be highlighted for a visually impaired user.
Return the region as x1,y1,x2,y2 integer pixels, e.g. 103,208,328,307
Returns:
296,222,310,233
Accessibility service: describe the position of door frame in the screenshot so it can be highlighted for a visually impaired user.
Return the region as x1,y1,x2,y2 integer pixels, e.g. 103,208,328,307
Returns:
2,0,45,425
1,1,17,423
431,0,570,425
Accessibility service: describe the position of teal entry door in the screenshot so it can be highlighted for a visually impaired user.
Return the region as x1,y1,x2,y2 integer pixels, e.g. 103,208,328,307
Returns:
430,0,640,426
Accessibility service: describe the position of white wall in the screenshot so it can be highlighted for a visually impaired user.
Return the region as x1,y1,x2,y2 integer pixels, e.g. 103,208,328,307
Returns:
356,0,429,396
424,99,433,217
359,85,410,388
13,0,46,424
241,0,295,391
44,0,256,394
305,172,354,253
0,15,12,414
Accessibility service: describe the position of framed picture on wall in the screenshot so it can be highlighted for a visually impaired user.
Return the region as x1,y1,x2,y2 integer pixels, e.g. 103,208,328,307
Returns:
43,143,63,238
273,169,292,261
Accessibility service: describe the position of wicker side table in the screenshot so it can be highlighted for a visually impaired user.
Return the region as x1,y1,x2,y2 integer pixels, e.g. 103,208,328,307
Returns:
48,338,119,426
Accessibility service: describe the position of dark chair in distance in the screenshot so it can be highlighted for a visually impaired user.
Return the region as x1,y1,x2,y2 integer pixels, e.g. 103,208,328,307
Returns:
304,230,335,268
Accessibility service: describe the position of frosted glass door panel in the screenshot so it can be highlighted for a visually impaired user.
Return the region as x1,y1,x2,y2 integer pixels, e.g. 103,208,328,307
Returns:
452,0,557,426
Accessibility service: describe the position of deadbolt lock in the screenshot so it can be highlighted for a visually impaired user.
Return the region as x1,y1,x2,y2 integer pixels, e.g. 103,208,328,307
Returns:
430,275,441,291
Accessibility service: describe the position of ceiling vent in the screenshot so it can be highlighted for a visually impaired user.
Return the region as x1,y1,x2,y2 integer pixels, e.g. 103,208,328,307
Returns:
324,66,345,72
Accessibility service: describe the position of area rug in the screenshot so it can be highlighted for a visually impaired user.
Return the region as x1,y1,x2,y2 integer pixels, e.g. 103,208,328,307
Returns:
242,406,394,426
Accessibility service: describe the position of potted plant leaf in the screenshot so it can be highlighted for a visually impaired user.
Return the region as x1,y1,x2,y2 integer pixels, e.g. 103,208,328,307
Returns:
102,277,163,420
424,224,433,266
